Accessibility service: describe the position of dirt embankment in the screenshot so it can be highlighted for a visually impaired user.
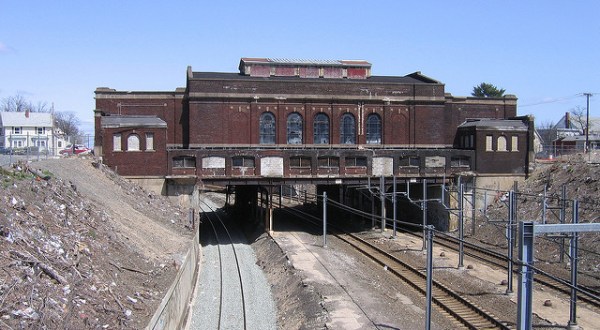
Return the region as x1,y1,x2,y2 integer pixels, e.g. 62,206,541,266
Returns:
475,153,600,281
0,157,193,329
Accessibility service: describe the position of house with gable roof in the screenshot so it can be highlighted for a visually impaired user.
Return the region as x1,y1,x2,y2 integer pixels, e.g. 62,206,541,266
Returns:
0,111,69,156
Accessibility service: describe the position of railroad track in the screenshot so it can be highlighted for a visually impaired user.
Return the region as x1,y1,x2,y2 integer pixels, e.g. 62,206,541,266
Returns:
199,202,248,330
282,207,512,329
416,230,600,311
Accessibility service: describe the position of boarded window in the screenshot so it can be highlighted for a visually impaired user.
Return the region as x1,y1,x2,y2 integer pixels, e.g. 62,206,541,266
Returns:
287,113,303,144
318,156,339,167
313,113,329,144
113,134,122,151
345,156,367,167
146,133,154,150
399,156,420,167
511,136,519,152
127,134,140,151
497,136,507,151
485,135,493,151
340,113,356,144
290,156,311,168
366,114,382,144
173,156,196,168
232,156,255,167
259,112,276,144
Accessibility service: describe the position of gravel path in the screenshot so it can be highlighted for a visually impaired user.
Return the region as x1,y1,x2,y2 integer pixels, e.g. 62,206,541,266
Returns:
187,195,277,330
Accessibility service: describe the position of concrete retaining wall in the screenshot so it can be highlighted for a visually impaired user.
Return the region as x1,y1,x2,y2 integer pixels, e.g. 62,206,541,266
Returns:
146,229,200,330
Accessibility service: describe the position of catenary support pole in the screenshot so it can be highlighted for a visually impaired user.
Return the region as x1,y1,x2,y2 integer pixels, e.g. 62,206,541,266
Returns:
568,200,579,329
322,192,327,248
425,225,434,330
560,185,567,263
458,183,464,269
380,176,386,232
506,190,514,295
471,184,476,235
422,179,428,251
393,176,397,238
517,221,535,330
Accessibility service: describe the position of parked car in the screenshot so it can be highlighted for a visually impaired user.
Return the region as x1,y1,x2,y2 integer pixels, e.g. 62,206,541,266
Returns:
59,145,92,156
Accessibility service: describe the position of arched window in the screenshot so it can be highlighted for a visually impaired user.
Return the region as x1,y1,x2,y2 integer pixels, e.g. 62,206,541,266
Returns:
497,136,507,151
287,112,303,144
366,113,382,144
313,113,329,144
259,112,276,144
340,113,356,144
127,134,140,151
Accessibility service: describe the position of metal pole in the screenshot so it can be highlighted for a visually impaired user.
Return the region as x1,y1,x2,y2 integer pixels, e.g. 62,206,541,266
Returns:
279,185,283,208
584,93,591,153
422,179,428,251
425,225,434,330
506,190,514,295
517,221,535,330
568,200,579,328
542,184,547,224
393,176,397,238
323,192,327,248
471,184,476,235
458,183,464,269
560,185,566,263
484,190,488,216
380,176,386,232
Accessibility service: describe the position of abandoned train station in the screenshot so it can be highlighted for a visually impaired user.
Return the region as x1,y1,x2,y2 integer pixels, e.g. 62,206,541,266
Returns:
94,58,534,230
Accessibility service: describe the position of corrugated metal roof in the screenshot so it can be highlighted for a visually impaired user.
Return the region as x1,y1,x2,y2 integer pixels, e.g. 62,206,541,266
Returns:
101,115,167,128
0,111,53,127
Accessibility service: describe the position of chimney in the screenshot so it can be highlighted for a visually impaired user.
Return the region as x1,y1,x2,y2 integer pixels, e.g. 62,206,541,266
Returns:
25,109,30,118
565,112,570,128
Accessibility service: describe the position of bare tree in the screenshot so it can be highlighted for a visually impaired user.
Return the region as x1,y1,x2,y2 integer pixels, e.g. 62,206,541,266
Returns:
1,93,49,112
53,111,82,137
570,106,587,134
536,120,556,146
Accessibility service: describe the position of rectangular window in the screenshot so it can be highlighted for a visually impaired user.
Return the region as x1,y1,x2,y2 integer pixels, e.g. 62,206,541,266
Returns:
232,156,255,167
113,134,122,151
290,156,311,168
318,156,340,168
173,156,196,168
485,135,493,151
145,133,154,150
36,127,46,135
12,127,22,134
345,156,367,167
399,156,420,167
511,136,518,152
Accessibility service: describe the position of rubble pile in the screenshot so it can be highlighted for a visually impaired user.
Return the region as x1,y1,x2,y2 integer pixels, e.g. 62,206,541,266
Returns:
0,161,192,329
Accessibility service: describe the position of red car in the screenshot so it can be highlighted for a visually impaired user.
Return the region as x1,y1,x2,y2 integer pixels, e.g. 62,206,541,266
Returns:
59,145,92,155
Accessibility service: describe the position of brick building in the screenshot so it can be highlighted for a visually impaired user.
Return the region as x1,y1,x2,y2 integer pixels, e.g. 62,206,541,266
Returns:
94,58,532,197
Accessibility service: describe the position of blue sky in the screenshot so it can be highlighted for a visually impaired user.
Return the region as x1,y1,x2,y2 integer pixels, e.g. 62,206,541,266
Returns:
1,1,599,135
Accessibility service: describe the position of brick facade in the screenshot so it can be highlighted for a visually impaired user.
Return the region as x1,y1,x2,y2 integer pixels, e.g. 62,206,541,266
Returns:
94,59,528,182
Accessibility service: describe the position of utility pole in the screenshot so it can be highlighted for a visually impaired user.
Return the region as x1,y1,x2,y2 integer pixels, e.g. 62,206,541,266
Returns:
584,93,592,153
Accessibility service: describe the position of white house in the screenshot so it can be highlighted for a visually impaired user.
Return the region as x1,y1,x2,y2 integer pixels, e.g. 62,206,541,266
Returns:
0,111,69,156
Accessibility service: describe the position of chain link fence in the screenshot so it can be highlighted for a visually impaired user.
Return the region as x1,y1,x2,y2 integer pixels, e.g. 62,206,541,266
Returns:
0,134,94,167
